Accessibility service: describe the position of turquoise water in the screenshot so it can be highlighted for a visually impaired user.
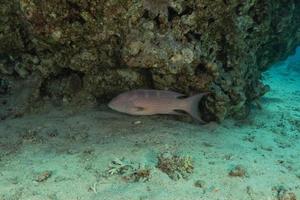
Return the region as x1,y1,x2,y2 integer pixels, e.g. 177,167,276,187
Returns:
287,46,300,63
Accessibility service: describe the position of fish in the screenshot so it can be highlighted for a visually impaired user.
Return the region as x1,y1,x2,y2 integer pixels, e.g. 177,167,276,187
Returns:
108,89,208,123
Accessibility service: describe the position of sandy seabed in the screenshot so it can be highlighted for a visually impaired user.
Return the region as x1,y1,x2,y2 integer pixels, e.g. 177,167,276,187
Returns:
0,63,299,200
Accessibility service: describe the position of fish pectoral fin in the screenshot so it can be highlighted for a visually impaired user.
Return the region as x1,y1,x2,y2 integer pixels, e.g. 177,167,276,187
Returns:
134,106,145,112
176,95,188,99
171,109,187,115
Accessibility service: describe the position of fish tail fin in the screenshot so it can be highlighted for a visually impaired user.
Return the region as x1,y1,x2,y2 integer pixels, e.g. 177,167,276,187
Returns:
184,92,209,124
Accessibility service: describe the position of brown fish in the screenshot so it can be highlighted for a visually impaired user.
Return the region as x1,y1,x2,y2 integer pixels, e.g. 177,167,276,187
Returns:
108,89,208,123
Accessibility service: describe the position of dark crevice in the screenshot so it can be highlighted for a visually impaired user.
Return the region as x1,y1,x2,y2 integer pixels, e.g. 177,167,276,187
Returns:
39,77,51,98
0,79,9,95
222,0,229,5
138,69,155,88
185,31,202,42
235,3,244,16
142,10,150,19
65,0,86,25
247,27,254,34
248,2,269,25
195,63,208,75
217,34,231,72
109,34,124,68
168,6,194,22
39,68,84,98
0,55,25,79
18,23,31,52
157,73,164,79
180,6,194,16
167,7,178,22
208,17,215,25
154,15,161,27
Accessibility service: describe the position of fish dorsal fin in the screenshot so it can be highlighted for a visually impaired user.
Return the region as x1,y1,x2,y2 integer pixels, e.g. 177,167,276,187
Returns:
132,89,186,99
165,91,186,99
154,90,185,99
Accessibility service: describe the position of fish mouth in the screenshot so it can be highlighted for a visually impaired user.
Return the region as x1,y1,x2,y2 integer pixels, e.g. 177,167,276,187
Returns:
107,98,115,108
108,101,114,109
108,99,120,112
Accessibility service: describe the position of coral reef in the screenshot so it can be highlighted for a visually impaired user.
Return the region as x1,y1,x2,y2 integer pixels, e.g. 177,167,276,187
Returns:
0,0,300,120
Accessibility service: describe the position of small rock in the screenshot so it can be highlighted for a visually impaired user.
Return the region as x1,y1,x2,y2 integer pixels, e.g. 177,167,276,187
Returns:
128,41,143,56
133,120,142,125
228,165,247,177
194,180,206,188
278,191,297,200
36,171,52,182
47,129,59,137
171,53,183,63
142,21,154,30
295,171,300,179
0,63,14,75
51,29,62,41
14,63,29,78
181,48,194,64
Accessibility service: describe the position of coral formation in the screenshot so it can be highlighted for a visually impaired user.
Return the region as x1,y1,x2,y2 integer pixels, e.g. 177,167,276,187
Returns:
273,186,297,200
0,0,299,120
35,171,52,182
105,158,151,182
156,152,194,180
228,164,247,177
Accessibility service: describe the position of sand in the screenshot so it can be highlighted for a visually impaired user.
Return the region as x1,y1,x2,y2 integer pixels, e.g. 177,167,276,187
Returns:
0,61,299,200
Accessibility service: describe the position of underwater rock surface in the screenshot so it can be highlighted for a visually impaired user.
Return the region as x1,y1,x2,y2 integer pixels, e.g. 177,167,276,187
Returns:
0,0,300,120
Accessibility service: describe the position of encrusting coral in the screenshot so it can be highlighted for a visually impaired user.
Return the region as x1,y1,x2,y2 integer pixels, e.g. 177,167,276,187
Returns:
0,0,299,121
